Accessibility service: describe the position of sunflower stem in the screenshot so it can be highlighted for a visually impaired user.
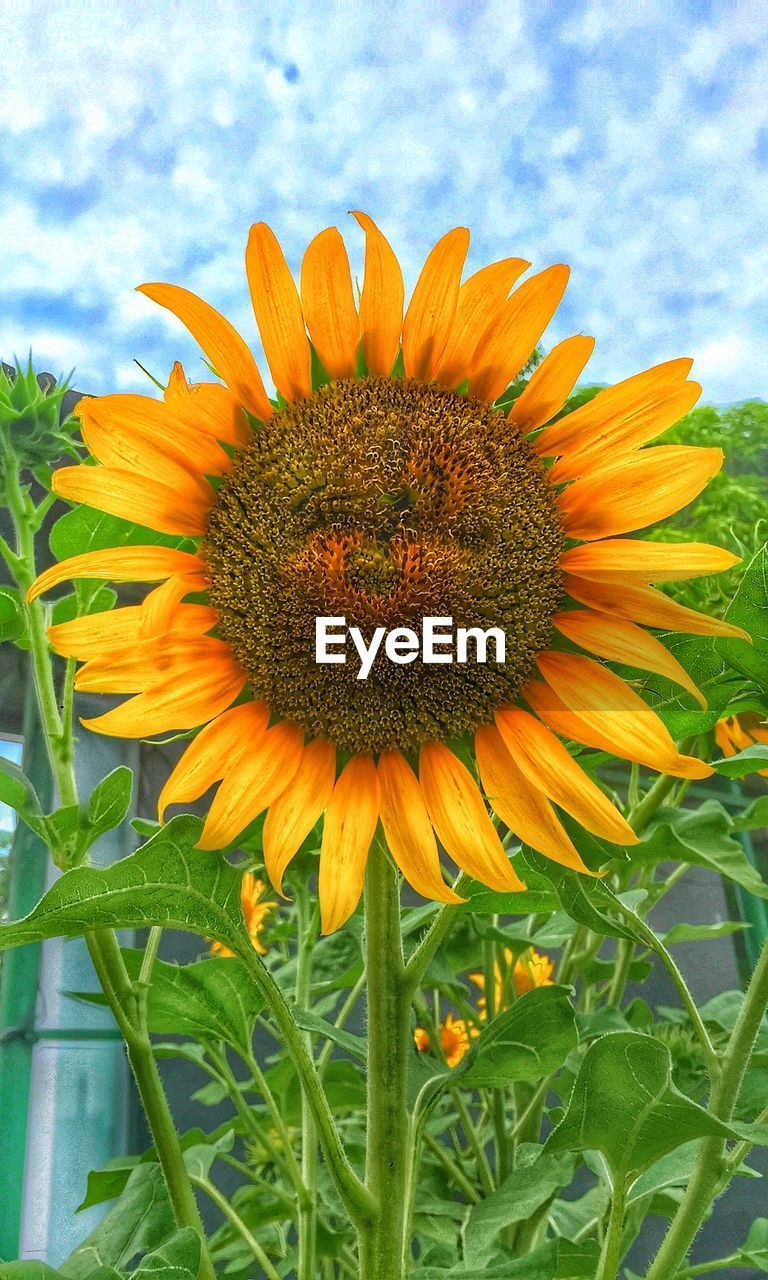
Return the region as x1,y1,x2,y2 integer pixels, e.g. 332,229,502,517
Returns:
296,886,319,1280
360,840,410,1280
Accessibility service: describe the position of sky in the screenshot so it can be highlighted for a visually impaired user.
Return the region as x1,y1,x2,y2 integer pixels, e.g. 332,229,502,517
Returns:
2,0,768,406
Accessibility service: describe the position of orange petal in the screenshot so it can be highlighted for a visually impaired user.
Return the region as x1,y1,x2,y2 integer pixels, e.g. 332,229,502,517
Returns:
351,211,404,376
319,755,380,934
49,600,215,660
75,636,238,695
475,724,596,874
164,370,252,448
535,358,694,459
52,464,213,538
301,227,359,379
507,335,595,433
198,721,304,851
534,651,712,780
560,447,723,540
158,702,270,821
561,539,740,583
549,383,702,481
80,649,247,738
401,227,470,381
553,609,706,708
28,547,204,602
246,223,311,401
139,574,212,638
468,264,569,404
435,257,530,388
418,741,525,892
526,679,707,781
137,282,272,421
494,707,637,846
378,750,463,904
77,394,230,479
564,574,750,640
263,738,337,894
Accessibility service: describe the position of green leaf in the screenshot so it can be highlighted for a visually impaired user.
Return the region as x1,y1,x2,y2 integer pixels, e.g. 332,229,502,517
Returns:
76,1157,141,1211
51,586,117,626
739,1218,768,1272
293,1008,366,1061
411,1237,592,1279
117,949,263,1059
464,1149,576,1264
0,756,44,826
80,767,133,847
182,1130,234,1180
0,1267,70,1280
458,986,577,1087
0,585,25,644
734,795,768,831
59,1164,175,1278
637,801,768,899
521,850,638,940
711,744,768,777
132,1229,201,1280
0,817,251,958
661,921,749,944
50,506,193,560
545,1031,743,1180
716,543,768,686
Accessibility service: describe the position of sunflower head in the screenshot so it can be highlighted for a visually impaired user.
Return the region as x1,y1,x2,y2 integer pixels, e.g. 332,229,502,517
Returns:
32,213,746,932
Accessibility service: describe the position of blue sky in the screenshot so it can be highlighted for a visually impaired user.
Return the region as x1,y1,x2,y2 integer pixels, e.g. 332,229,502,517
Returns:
2,1,767,405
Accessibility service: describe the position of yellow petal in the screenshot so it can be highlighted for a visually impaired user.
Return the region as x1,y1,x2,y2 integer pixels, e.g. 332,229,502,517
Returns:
535,358,694,459
435,257,530,388
263,738,337,894
301,227,359,379
198,721,304,850
564,574,750,641
319,755,380,935
77,394,230,479
351,211,404,377
246,223,311,401
158,702,270,821
418,741,525,892
560,447,723,540
139,573,212,637
80,650,247,738
137,282,272,421
52,464,213,539
378,750,463,904
534,651,712,779
553,609,706,708
50,597,213,661
402,227,470,381
164,369,252,448
494,707,637,846
475,724,596,874
507,335,595,433
527,679,706,780
28,547,204,602
468,264,569,404
561,539,740,583
549,382,702,481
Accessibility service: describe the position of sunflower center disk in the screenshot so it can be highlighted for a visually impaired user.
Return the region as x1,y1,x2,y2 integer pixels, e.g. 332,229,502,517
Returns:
203,376,565,755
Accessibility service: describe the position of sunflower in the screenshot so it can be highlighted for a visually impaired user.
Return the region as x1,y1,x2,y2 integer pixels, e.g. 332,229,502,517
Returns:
414,1013,471,1068
30,215,747,933
470,945,554,1017
210,872,275,957
715,714,768,778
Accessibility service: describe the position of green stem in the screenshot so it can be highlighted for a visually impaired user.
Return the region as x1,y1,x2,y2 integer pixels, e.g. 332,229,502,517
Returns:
677,1256,742,1278
192,1174,282,1280
451,1088,494,1196
296,889,318,1280
597,1176,629,1280
423,1130,481,1202
359,841,410,1280
646,934,768,1279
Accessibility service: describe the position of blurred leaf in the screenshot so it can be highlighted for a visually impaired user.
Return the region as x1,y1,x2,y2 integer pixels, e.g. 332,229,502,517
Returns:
76,1156,141,1211
51,586,117,626
464,1149,576,1263
734,796,768,831
458,986,577,1087
739,1218,768,1272
661,921,749,944
0,585,26,644
545,1032,743,1180
132,1229,201,1280
49,506,193,561
716,544,768,686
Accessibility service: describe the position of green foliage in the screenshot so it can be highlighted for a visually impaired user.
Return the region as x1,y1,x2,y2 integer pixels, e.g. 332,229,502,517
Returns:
0,362,80,486
458,987,578,1087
